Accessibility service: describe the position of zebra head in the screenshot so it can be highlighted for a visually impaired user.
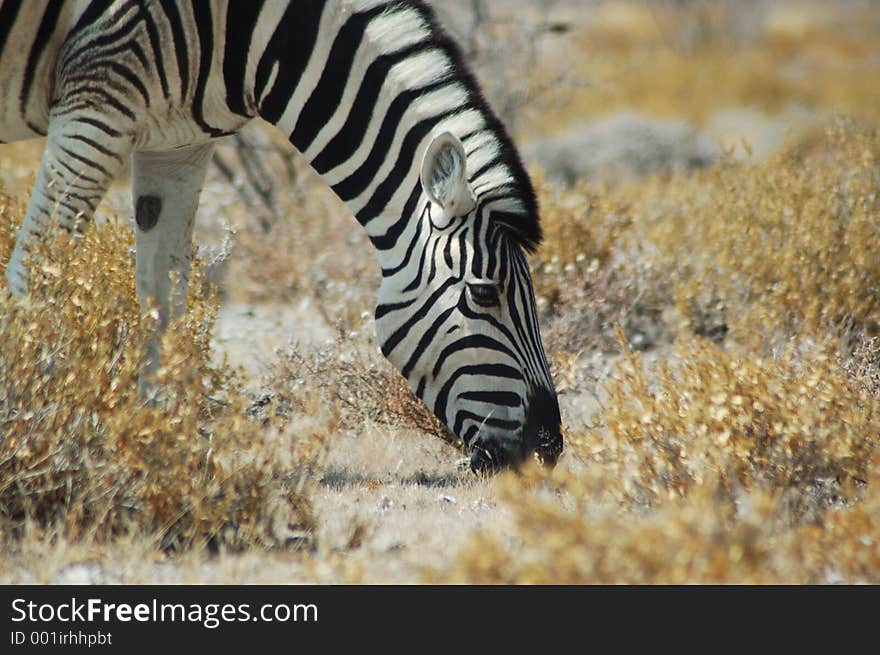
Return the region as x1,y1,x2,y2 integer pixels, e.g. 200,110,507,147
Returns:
374,131,562,473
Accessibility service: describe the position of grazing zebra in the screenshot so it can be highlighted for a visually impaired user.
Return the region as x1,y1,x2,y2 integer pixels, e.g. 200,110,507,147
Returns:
0,0,563,472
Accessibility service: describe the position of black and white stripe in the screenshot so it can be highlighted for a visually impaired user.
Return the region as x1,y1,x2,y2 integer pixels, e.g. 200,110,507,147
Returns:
1,0,562,471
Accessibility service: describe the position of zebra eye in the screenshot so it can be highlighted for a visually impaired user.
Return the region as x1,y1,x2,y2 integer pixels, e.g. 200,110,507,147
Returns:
468,282,501,308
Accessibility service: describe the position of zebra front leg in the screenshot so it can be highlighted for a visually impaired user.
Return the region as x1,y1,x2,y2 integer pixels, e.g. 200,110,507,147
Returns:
6,119,131,296
132,143,215,398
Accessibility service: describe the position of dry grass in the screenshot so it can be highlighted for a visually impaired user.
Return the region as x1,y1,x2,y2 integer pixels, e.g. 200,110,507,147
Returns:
436,115,880,585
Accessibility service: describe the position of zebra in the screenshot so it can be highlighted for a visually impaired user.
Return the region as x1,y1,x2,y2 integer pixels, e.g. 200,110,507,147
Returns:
0,0,563,472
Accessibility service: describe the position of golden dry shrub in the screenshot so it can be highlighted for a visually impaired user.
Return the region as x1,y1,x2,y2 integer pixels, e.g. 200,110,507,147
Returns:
449,468,796,584
528,169,625,311
450,462,880,584
528,171,678,355
0,199,319,551
444,334,879,584
632,119,880,342
600,335,877,511
531,119,880,356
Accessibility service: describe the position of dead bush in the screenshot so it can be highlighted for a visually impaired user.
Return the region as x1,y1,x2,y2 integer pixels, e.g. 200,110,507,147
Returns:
0,204,319,552
258,335,455,449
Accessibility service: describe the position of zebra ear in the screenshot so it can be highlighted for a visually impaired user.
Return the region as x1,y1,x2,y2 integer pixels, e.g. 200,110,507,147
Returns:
420,132,476,225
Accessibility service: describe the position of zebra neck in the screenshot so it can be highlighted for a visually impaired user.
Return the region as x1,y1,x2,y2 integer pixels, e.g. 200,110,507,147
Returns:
255,1,525,252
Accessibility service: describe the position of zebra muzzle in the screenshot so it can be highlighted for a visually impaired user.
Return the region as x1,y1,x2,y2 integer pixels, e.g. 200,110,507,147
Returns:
469,386,563,473
524,386,563,466
469,436,527,474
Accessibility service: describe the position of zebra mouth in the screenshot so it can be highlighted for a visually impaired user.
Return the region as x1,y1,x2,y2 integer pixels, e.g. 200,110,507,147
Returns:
468,428,562,473
468,434,526,473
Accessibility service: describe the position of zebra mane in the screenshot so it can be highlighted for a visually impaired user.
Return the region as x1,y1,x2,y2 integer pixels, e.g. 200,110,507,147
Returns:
408,1,542,253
